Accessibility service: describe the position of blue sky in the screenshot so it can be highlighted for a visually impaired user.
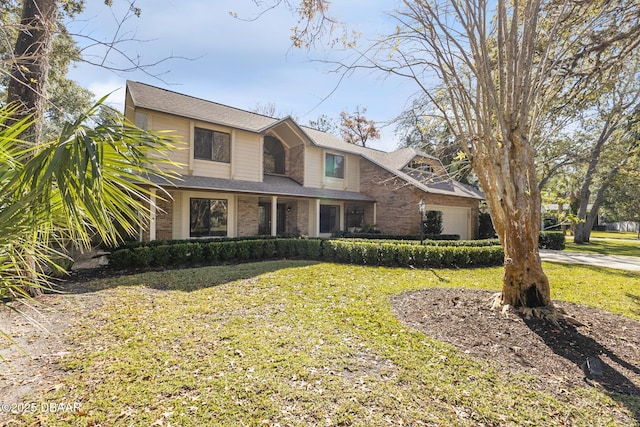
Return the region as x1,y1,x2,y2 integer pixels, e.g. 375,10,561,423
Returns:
65,0,417,152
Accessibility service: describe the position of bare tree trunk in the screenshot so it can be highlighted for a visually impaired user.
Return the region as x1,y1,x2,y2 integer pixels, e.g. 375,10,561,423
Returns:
476,132,552,308
6,0,59,143
6,0,59,297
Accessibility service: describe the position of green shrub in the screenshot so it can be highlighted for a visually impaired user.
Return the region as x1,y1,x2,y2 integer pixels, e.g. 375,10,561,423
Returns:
187,242,205,263
109,237,505,270
218,241,237,261
132,247,153,267
424,210,443,235
108,249,133,269
539,231,565,250
203,241,220,262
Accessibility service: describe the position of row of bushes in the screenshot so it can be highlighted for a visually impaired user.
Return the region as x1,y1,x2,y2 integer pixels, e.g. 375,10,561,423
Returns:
107,232,564,270
108,238,506,270
110,235,278,251
336,238,501,247
323,240,504,268
333,232,461,241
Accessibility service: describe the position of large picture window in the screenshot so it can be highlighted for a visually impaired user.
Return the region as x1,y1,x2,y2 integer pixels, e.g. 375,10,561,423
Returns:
194,127,231,163
325,153,344,178
190,198,228,237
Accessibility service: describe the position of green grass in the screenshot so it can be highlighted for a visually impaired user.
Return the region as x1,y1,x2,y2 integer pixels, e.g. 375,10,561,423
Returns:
13,261,639,426
565,238,640,257
590,230,639,240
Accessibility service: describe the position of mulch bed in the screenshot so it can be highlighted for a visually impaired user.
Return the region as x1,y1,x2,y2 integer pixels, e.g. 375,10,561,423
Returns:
392,288,640,397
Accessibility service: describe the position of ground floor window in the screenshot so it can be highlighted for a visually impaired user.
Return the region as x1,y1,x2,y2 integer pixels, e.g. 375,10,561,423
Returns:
190,198,228,237
345,205,364,229
320,205,340,234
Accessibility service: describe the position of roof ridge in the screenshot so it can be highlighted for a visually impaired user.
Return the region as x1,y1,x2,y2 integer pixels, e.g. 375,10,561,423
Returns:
127,80,279,121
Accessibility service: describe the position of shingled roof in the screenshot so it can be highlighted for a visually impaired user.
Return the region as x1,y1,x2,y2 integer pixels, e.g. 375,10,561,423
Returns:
127,81,483,201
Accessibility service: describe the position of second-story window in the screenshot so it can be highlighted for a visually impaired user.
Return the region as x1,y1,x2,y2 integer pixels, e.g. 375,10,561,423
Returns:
264,136,286,175
325,153,344,178
194,127,231,163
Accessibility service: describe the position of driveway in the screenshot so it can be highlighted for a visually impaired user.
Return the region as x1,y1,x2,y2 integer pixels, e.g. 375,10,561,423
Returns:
540,250,640,272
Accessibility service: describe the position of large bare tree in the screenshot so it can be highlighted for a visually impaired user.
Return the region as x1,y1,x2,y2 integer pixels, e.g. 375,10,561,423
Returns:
5,0,59,142
286,0,640,313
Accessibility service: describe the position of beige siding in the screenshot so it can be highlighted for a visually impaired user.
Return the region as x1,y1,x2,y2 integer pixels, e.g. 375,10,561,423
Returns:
305,147,323,188
149,112,190,170
346,155,360,192
232,131,262,181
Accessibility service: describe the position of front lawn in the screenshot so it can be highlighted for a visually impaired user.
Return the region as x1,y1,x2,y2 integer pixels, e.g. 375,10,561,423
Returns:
12,261,640,426
565,238,640,257
590,230,639,240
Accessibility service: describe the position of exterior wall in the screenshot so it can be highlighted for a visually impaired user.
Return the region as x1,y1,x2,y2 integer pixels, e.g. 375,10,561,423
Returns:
289,144,305,184
322,152,360,192
361,164,418,234
360,160,479,238
296,200,310,236
237,196,260,236
346,156,360,192
156,193,174,240
149,112,190,169
134,109,264,182
233,131,262,181
305,146,323,188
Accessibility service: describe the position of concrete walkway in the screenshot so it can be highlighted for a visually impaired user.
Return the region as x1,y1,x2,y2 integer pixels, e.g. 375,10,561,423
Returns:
540,250,640,272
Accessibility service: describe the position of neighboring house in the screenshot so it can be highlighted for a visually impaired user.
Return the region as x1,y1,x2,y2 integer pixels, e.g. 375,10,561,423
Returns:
125,81,484,241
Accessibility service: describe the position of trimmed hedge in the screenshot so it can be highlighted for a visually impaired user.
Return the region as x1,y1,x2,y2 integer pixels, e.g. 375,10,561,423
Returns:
539,231,565,250
108,238,324,270
108,237,504,270
322,240,504,268
108,232,563,270
334,232,461,241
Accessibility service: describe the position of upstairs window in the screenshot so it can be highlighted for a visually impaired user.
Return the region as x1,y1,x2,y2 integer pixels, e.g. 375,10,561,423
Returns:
194,127,231,163
325,153,344,178
264,136,286,175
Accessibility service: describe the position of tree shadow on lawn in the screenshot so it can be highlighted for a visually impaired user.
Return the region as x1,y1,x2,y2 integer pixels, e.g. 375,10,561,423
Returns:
521,314,640,423
51,260,320,294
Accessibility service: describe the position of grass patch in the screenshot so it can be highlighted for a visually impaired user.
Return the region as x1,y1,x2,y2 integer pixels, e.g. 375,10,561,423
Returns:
14,261,640,425
590,231,639,240
565,238,640,257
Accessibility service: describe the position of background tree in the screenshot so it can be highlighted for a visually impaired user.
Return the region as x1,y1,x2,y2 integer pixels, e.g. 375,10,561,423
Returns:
395,96,474,184
572,59,640,243
339,105,379,147
308,113,337,134
5,0,59,141
601,164,640,239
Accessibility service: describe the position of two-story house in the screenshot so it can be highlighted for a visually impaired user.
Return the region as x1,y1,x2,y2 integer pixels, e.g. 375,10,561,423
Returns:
125,81,483,241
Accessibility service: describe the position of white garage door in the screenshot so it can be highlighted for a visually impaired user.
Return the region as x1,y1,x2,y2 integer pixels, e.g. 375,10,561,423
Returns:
432,206,471,240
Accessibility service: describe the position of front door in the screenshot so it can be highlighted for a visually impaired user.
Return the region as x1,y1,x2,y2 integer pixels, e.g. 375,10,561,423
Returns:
259,203,286,235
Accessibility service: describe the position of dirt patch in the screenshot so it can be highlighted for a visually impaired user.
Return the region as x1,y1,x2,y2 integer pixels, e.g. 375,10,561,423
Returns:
392,288,640,397
0,292,106,409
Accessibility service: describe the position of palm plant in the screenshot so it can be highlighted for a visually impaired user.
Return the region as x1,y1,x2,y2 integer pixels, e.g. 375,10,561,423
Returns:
0,97,178,300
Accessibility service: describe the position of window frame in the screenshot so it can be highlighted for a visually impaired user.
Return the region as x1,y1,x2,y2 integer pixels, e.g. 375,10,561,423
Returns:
320,204,341,234
325,153,345,179
189,198,228,237
194,127,231,163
